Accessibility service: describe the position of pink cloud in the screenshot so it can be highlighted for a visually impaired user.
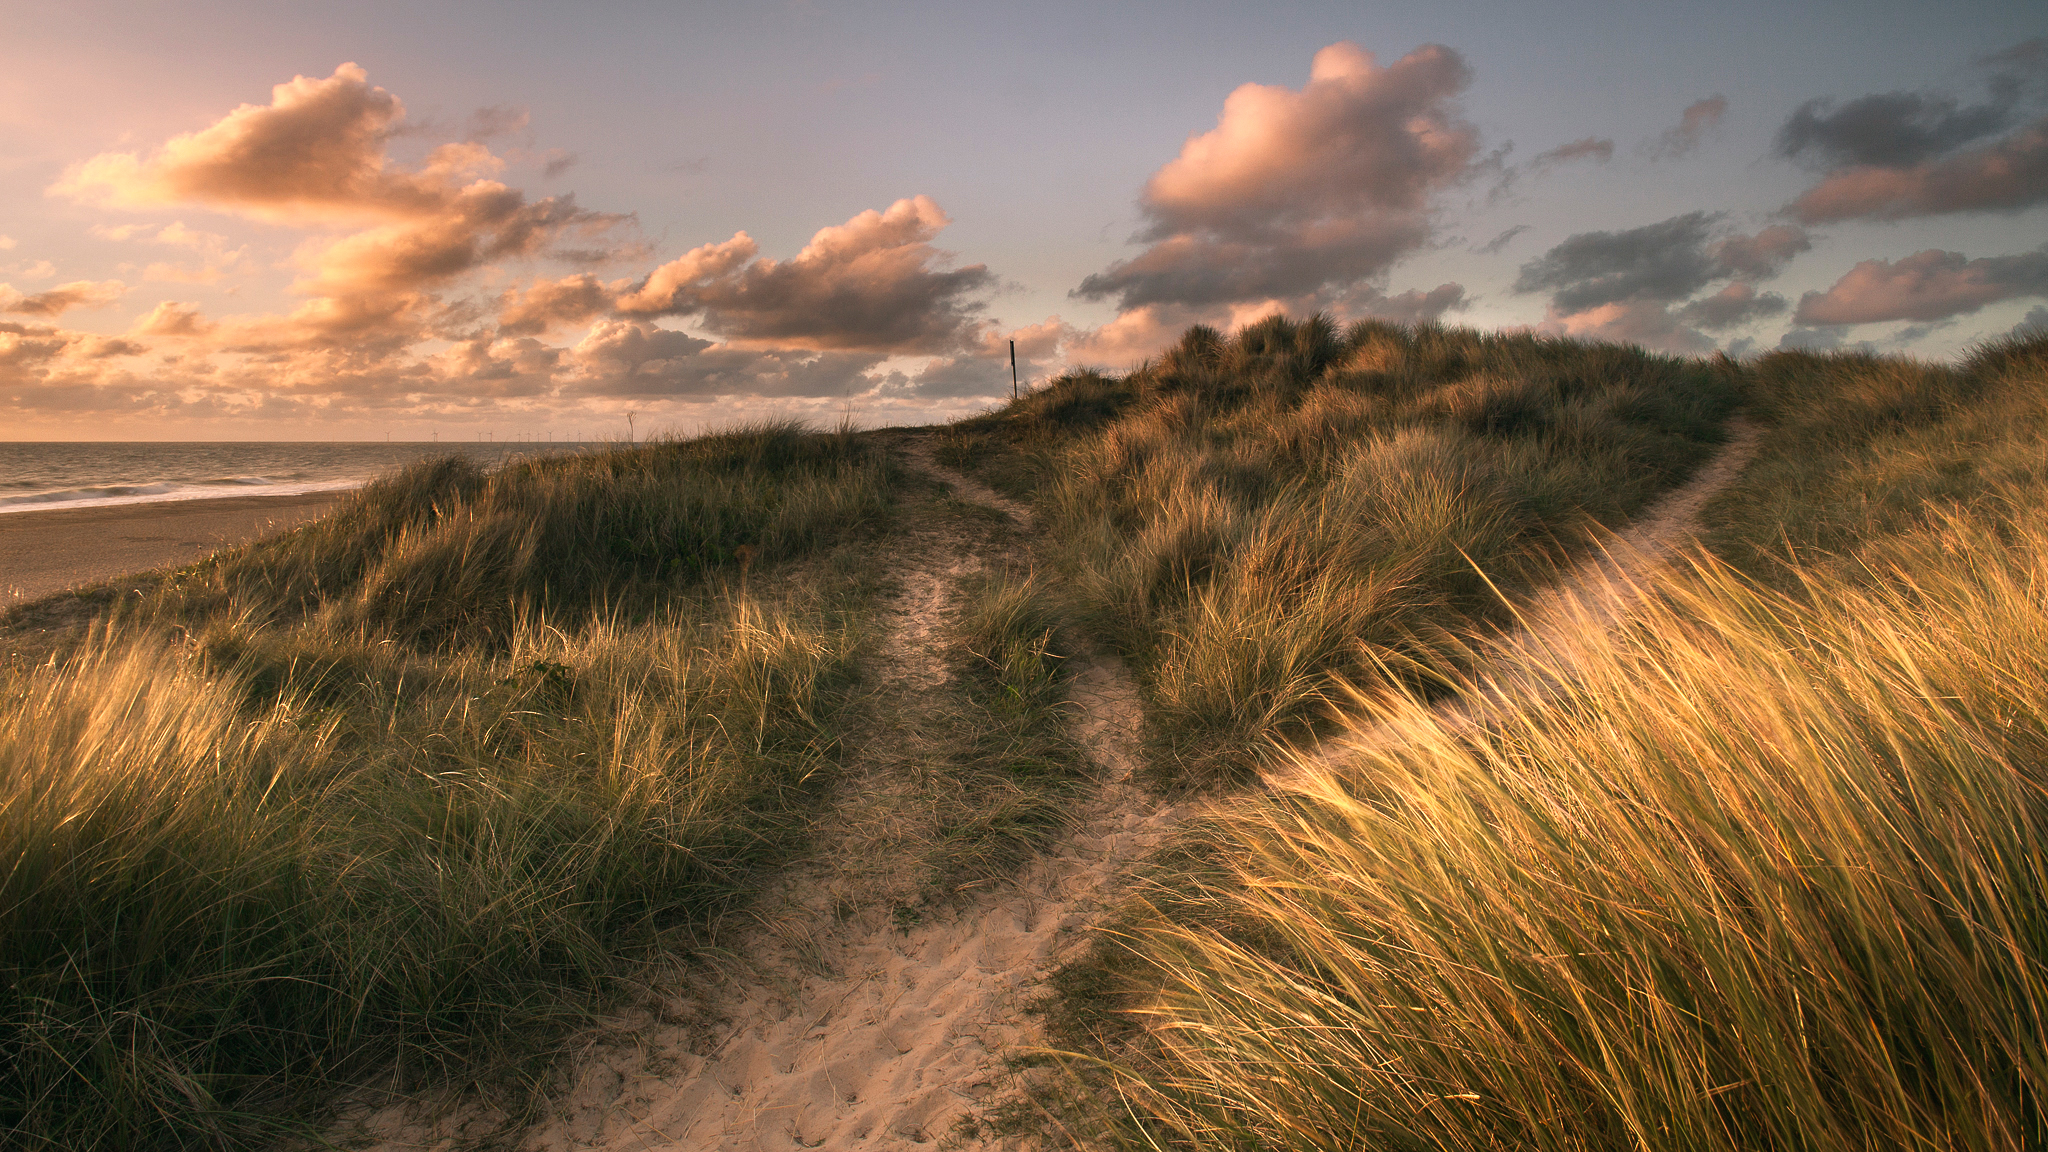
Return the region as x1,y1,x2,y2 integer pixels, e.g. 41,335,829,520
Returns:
612,196,993,353
1786,115,2048,221
1539,299,1717,354
1531,137,1614,169
10,66,1019,427
1645,96,1727,160
1794,247,2048,325
1077,42,1477,310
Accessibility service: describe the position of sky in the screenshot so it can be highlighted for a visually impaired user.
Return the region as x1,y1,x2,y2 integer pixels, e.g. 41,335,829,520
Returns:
1,0,2043,441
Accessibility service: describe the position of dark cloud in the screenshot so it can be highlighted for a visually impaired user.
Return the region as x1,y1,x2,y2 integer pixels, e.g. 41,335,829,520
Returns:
1075,42,1477,311
1778,43,2048,222
566,320,883,399
1793,245,2048,325
878,355,1013,400
1514,211,1723,311
0,279,127,316
1786,115,2048,221
1776,91,2016,168
1675,282,1789,330
1518,212,1809,352
1532,137,1614,169
2009,304,2048,338
1646,96,1727,160
1473,224,1529,255
1710,224,1812,279
1341,282,1468,323
1516,213,1810,312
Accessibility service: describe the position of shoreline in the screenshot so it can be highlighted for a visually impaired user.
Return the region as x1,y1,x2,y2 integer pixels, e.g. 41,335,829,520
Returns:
0,479,365,517
0,491,349,606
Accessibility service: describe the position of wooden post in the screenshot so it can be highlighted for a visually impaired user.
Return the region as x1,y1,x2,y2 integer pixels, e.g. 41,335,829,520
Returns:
1010,340,1018,401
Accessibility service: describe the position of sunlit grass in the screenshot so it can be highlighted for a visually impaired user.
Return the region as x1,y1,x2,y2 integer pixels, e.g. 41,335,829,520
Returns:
1037,331,2048,1151
1054,499,2048,1151
0,423,889,1147
944,314,1739,782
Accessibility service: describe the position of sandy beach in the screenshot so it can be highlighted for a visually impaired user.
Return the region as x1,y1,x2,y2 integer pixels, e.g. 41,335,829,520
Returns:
0,492,347,606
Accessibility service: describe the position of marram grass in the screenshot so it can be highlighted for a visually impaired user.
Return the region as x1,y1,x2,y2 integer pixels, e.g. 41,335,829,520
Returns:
1057,500,2048,1152
0,423,884,1148
943,314,1740,781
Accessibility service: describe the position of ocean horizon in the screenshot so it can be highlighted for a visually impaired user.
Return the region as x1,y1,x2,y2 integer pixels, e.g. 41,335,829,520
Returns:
0,441,602,515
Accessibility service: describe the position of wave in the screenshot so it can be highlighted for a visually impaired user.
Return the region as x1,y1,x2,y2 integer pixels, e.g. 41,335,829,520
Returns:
0,478,365,515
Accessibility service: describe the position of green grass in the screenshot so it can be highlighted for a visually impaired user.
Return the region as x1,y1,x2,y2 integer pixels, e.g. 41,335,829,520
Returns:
923,570,1090,889
0,423,893,1148
942,315,1739,781
1706,332,2048,582
1031,331,2048,1151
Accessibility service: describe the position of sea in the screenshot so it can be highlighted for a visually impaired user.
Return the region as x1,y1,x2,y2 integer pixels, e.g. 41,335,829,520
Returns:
0,442,599,515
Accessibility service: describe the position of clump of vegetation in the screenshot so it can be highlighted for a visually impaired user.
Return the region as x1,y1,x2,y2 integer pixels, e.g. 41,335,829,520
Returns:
148,420,890,644
944,314,1739,780
0,423,892,1148
925,571,1089,887
1707,332,2048,581
1038,332,2048,1151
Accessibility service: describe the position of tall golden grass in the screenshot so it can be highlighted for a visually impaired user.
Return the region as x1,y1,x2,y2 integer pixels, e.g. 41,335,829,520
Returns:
1045,332,2048,1150
0,424,887,1147
947,315,1740,780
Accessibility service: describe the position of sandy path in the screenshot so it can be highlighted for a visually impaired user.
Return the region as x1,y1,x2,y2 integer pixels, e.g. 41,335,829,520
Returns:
348,419,1759,1151
455,441,1180,1152
1288,416,1762,775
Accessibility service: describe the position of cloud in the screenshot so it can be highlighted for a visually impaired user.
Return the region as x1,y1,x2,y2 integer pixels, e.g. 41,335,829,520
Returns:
1532,137,1614,169
1645,96,1727,160
2009,304,2048,338
55,63,632,348
1779,44,2048,221
1777,327,1876,353
1793,246,2048,325
1474,224,1530,255
11,65,1025,428
1777,90,2018,169
1784,116,2048,221
133,301,216,337
1545,299,1717,353
1074,42,1478,311
0,279,128,316
1709,223,1812,278
612,196,993,353
93,221,250,283
464,105,531,141
1675,282,1789,330
565,319,883,399
497,272,618,335
1516,212,1808,351
1515,211,1718,312
1340,282,1469,323
0,236,14,250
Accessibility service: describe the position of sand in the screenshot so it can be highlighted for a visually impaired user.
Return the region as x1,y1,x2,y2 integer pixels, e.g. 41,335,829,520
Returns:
0,492,347,606
334,421,1766,1151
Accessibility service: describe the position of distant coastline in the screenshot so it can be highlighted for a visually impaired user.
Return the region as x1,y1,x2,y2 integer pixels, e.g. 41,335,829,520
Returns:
0,490,352,604
0,441,595,517
0,477,366,516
